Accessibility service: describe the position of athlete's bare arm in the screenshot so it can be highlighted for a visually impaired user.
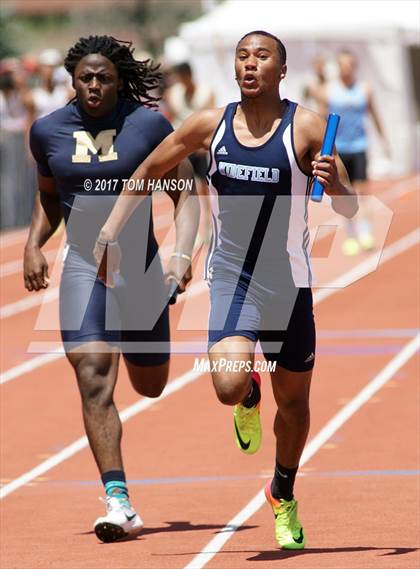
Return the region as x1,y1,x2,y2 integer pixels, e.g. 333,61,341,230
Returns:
159,160,198,292
23,174,63,291
365,84,390,158
95,158,200,289
294,106,358,218
98,108,224,242
95,108,224,286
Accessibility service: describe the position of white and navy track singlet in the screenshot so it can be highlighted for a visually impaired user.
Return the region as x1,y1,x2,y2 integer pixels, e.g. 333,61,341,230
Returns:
205,99,312,288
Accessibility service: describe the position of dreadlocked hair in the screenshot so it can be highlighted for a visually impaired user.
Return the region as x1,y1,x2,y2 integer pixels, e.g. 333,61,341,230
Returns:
64,35,162,108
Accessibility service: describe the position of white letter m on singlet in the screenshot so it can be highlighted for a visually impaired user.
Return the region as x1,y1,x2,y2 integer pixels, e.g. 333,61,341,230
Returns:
72,129,118,163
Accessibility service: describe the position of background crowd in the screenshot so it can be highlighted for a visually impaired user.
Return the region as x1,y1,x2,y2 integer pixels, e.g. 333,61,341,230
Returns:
0,0,418,231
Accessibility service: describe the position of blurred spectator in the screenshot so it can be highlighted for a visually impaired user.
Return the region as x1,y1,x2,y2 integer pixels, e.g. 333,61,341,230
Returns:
0,58,31,133
319,50,391,256
157,65,176,120
302,53,327,113
26,49,72,122
0,58,36,229
165,62,215,242
165,62,214,126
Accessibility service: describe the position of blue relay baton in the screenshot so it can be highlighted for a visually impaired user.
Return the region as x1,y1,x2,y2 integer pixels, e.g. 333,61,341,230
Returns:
311,113,340,202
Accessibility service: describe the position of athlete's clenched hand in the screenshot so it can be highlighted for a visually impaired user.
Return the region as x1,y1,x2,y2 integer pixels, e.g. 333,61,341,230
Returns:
93,237,122,288
23,246,50,291
165,255,192,296
311,154,340,195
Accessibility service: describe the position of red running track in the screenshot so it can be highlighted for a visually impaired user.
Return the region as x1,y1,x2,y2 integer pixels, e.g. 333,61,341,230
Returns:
1,177,419,569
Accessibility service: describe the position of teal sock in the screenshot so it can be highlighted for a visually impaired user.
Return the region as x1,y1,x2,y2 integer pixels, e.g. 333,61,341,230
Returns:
104,480,129,500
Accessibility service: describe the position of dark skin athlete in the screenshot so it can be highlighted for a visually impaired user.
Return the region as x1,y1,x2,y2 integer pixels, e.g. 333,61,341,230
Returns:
24,53,199,475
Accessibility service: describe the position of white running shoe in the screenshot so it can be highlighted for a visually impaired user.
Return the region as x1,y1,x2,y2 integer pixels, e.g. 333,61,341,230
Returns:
94,496,143,543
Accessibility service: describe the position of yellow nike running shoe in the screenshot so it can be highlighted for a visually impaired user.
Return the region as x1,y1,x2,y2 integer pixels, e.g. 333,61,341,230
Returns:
233,372,261,454
264,481,305,549
342,236,361,256
358,231,375,251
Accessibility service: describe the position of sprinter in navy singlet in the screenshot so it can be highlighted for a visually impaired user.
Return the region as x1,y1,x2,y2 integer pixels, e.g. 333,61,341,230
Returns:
24,36,198,543
205,98,315,371
30,95,173,360
99,31,357,549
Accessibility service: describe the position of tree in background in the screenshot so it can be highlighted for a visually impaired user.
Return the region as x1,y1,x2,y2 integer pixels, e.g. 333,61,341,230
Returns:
0,10,18,59
132,0,206,55
0,1,223,59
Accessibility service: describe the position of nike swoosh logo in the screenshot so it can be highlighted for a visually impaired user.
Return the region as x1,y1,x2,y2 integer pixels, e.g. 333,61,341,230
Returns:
234,420,251,450
293,528,304,544
125,513,137,522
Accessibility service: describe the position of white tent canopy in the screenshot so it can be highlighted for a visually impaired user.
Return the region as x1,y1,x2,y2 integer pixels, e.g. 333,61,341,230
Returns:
176,0,420,176
181,0,419,41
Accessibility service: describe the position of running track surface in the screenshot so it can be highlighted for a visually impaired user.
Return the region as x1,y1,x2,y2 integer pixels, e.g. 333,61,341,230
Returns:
0,176,419,569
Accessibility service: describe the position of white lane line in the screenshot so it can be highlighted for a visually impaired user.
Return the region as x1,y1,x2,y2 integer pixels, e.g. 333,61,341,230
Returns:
313,228,420,304
0,239,187,319
7,224,416,320
0,226,417,491
0,280,208,384
378,176,419,202
184,333,420,569
0,249,59,278
0,280,206,383
3,280,208,357
0,210,171,250
0,265,201,322
0,227,418,382
0,367,205,499
308,176,419,245
2,226,418,321
317,328,419,339
0,212,173,273
0,287,59,319
0,351,63,386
